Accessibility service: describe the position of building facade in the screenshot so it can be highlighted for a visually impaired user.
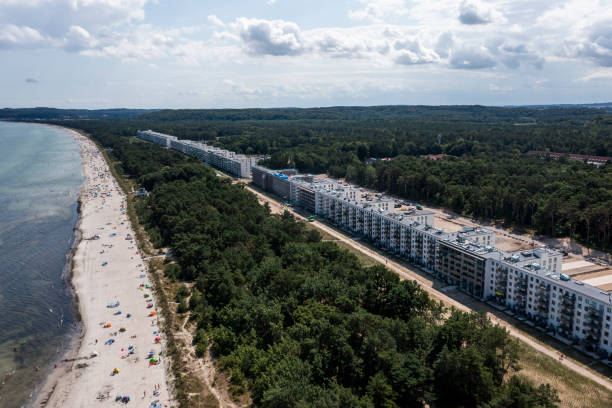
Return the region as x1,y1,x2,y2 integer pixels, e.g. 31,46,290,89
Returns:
252,165,612,357
136,130,263,178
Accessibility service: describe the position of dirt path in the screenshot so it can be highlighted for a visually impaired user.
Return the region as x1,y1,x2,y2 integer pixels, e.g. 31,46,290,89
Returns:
245,185,612,393
172,308,245,408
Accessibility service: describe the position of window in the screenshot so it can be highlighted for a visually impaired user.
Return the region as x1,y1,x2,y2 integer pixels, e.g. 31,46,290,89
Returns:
577,312,581,316
607,324,610,329
606,332,609,337
552,300,556,305
605,340,609,345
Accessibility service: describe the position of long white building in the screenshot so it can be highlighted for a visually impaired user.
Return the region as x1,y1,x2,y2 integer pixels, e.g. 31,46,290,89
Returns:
137,130,262,178
252,165,612,357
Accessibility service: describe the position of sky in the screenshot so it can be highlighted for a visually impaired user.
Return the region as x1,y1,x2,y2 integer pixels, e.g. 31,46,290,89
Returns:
1,0,612,109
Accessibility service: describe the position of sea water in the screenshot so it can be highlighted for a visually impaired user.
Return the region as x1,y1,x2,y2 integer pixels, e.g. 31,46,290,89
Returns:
0,122,83,408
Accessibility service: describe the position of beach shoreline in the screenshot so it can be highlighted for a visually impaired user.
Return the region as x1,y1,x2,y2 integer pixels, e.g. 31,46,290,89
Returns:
32,126,173,407
28,181,85,408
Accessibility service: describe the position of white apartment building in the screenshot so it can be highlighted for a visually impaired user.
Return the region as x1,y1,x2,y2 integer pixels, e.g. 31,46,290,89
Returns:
253,166,612,357
137,130,262,178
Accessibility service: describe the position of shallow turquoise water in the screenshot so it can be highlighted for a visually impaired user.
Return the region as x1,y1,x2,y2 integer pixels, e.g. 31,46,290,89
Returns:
0,122,83,408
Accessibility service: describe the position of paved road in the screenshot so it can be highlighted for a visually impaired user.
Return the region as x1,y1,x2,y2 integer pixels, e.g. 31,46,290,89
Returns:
246,184,612,392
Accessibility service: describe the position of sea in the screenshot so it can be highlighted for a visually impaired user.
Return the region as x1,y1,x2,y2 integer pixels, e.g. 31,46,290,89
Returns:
0,122,83,408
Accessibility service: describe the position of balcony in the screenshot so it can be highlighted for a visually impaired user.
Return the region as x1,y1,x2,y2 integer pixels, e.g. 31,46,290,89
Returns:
561,297,575,307
586,307,603,318
586,318,602,329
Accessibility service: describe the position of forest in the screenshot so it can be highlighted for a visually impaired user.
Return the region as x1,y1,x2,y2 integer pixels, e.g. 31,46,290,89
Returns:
54,104,612,250
71,122,561,408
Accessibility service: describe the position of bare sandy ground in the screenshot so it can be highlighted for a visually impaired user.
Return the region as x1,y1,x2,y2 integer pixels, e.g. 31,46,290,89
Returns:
33,130,172,408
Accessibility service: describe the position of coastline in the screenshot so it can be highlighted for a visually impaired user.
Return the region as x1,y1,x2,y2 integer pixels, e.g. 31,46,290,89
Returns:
32,125,173,407
28,181,85,407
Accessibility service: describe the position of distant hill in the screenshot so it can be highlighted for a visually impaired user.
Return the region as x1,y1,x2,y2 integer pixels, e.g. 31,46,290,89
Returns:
134,105,607,125
516,102,612,113
3,104,610,124
0,107,159,120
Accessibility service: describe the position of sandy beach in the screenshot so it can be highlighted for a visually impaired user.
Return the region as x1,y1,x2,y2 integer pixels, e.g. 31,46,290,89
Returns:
34,129,172,407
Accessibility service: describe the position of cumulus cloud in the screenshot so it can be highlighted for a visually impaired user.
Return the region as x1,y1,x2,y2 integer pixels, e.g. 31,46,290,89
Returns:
233,18,305,56
573,19,612,67
450,48,496,69
435,32,454,58
485,38,545,69
63,25,93,52
310,27,391,59
393,39,439,65
224,79,263,97
0,0,607,78
0,0,149,53
489,83,512,91
349,0,408,22
0,0,148,36
207,15,224,28
458,0,504,25
0,24,45,48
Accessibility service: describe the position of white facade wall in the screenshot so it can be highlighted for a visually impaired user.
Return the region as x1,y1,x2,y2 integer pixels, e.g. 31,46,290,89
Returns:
136,130,260,178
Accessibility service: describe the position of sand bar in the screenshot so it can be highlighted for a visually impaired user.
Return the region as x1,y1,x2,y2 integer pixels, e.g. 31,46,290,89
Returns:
34,129,172,407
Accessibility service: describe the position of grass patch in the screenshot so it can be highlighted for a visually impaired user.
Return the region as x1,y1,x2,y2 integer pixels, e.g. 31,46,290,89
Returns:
517,343,612,408
331,240,381,268
304,223,337,242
